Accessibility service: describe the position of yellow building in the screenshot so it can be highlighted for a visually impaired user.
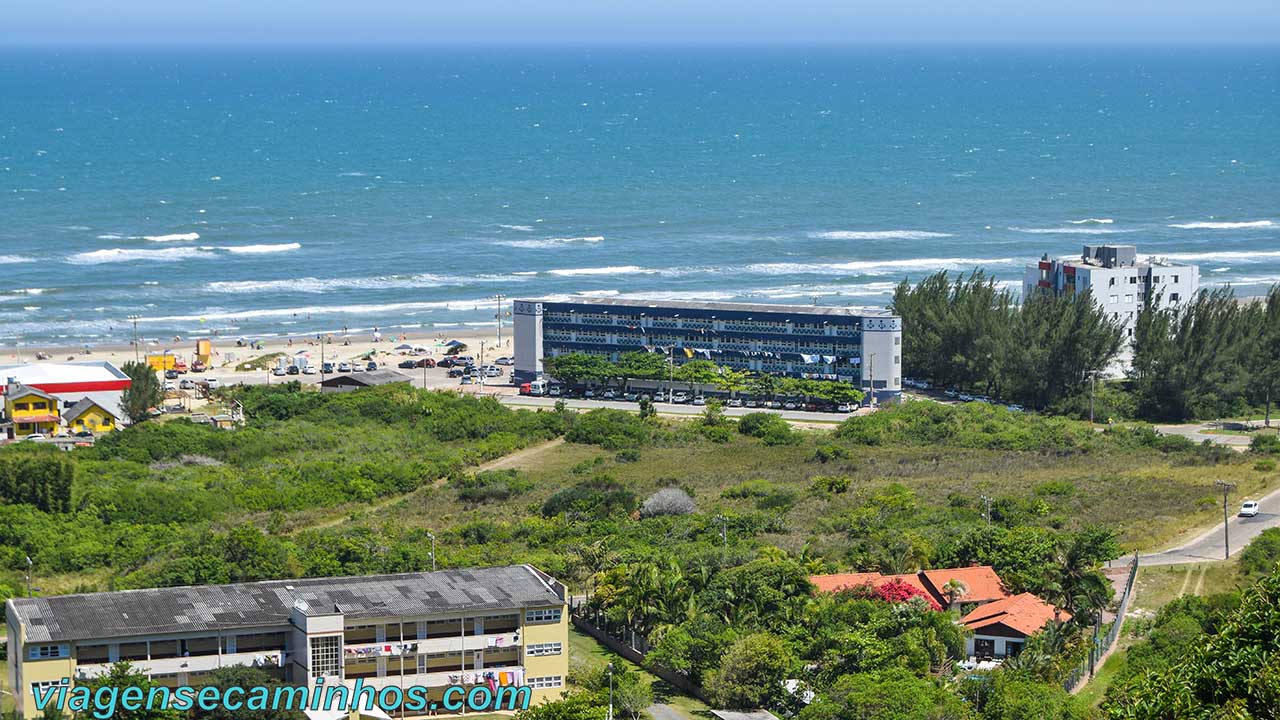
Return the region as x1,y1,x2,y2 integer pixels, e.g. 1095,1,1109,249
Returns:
5,565,570,719
3,384,60,439
62,398,119,435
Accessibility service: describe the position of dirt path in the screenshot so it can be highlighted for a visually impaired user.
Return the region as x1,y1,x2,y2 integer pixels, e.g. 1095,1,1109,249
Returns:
294,438,565,533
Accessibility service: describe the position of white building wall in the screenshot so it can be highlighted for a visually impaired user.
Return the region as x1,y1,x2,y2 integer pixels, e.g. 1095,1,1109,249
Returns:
512,301,544,383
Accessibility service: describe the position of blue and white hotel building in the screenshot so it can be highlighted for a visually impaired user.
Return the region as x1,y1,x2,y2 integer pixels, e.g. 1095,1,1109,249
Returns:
513,297,902,403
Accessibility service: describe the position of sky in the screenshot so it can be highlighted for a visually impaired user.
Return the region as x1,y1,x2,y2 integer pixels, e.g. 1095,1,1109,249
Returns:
3,0,1279,45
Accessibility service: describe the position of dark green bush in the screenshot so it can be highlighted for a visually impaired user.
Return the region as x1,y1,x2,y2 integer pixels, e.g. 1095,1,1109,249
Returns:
810,444,851,463
810,475,851,495
566,409,652,450
541,475,637,519
451,469,534,504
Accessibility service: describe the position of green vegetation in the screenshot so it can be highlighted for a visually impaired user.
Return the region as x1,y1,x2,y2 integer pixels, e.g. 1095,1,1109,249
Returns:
4,382,1280,720
896,273,1280,424
893,270,1122,411
233,352,286,372
1101,564,1278,719
119,360,163,423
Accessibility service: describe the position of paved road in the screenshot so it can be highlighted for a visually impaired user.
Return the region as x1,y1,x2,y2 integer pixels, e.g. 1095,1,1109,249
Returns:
499,394,857,423
1139,484,1280,566
1156,423,1253,449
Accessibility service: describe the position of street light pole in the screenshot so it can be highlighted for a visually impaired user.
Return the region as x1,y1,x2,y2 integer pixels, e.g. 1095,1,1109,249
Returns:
495,294,506,346
427,531,436,572
606,662,614,720
129,315,141,364
25,555,33,597
1214,480,1237,560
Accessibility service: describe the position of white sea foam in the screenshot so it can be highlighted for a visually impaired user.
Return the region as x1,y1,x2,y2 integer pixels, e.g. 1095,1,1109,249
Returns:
1068,218,1114,225
497,224,535,232
97,234,124,240
1155,250,1280,263
496,235,604,249
548,265,654,277
140,232,201,242
136,297,503,324
66,243,301,264
1168,220,1274,230
0,255,34,264
204,271,523,294
15,288,47,295
744,256,1019,276
1009,226,1133,235
224,242,302,254
810,230,953,241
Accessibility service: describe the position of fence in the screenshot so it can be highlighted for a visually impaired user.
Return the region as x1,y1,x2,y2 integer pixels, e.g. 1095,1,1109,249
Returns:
1064,552,1140,693
570,600,708,702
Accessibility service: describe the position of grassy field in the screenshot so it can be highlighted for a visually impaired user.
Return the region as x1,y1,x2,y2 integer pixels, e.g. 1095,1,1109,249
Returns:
346,429,1279,556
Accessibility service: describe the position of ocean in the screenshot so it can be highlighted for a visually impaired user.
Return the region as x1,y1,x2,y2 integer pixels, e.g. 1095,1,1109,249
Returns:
1,46,1277,347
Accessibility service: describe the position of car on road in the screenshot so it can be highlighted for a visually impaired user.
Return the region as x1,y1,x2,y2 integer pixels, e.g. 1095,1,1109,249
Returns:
495,356,514,366
1239,501,1261,518
337,362,351,372
944,389,959,398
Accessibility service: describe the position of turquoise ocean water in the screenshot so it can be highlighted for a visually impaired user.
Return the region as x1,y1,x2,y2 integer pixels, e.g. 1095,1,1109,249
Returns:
0,46,1276,346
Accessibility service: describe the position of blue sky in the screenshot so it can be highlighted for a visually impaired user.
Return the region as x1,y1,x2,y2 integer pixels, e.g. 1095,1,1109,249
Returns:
4,0,1279,45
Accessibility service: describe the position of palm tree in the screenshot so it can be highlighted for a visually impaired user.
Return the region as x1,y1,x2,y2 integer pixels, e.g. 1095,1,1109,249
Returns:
942,578,968,609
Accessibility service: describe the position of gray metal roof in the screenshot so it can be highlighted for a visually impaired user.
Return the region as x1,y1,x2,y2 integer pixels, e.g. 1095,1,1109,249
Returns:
319,369,412,387
9,565,563,643
63,397,115,423
522,296,895,319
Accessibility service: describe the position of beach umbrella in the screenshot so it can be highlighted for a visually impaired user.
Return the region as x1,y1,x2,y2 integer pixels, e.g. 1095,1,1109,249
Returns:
395,344,413,350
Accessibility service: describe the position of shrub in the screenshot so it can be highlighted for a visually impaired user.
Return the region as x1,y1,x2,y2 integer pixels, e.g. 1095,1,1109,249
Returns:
615,449,641,463
723,479,776,499
737,412,791,438
810,444,851,463
810,475,851,495
451,469,534,504
1255,458,1277,472
566,409,652,450
1240,528,1280,577
639,488,696,518
541,475,637,519
1252,433,1280,455
1033,480,1076,497
836,401,1098,453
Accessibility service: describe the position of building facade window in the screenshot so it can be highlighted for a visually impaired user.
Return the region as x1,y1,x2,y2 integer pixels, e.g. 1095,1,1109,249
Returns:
28,645,70,660
527,676,564,689
526,642,563,657
525,608,562,624
309,635,342,679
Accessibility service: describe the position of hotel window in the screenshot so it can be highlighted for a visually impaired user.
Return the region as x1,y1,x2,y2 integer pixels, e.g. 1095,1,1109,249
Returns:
1170,293,1180,302
1108,295,1117,304
525,608,562,624
1172,275,1179,283
1125,295,1134,303
14,402,28,411
1129,277,1138,284
526,642,563,657
28,644,70,660
31,679,69,695
527,676,564,689
77,644,110,663
309,635,342,679
894,336,900,345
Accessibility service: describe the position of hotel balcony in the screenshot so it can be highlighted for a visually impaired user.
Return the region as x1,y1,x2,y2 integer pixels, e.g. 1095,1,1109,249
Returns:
342,632,520,658
74,650,286,680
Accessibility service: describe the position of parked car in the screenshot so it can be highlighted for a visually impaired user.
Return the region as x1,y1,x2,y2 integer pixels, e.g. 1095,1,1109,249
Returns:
460,375,474,385
917,381,931,390
398,359,418,369
671,391,689,404
448,368,465,378
727,398,743,407
958,392,975,402
583,389,596,398
1239,501,1261,518
366,361,378,371
783,401,799,410
1006,404,1025,413
191,360,207,373
73,429,95,438
623,392,638,402
602,389,617,399
272,367,287,376
286,365,300,375
303,365,317,375
437,357,458,368
350,364,364,373
745,399,759,408
337,362,352,372
322,362,335,373
944,389,959,398
484,366,502,378
204,378,221,389
179,378,195,389
164,369,180,379
416,358,436,368
23,433,47,442
163,379,178,391
692,396,706,406
836,403,853,413
495,356,514,366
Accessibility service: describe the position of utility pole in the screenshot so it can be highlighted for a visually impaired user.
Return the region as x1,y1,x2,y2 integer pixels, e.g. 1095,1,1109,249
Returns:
606,662,614,720
980,495,993,526
715,514,728,546
25,555,33,597
320,338,326,390
427,531,436,572
495,294,506,346
129,315,141,364
1214,480,1237,560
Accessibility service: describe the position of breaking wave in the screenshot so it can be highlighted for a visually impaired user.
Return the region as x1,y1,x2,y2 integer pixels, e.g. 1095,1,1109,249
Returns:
224,243,302,254
0,255,34,264
1155,250,1280,263
810,230,953,241
67,243,302,264
1009,226,1133,235
1168,220,1274,230
547,265,654,277
141,232,201,242
1068,218,1114,225
495,235,604,249
744,256,1020,276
